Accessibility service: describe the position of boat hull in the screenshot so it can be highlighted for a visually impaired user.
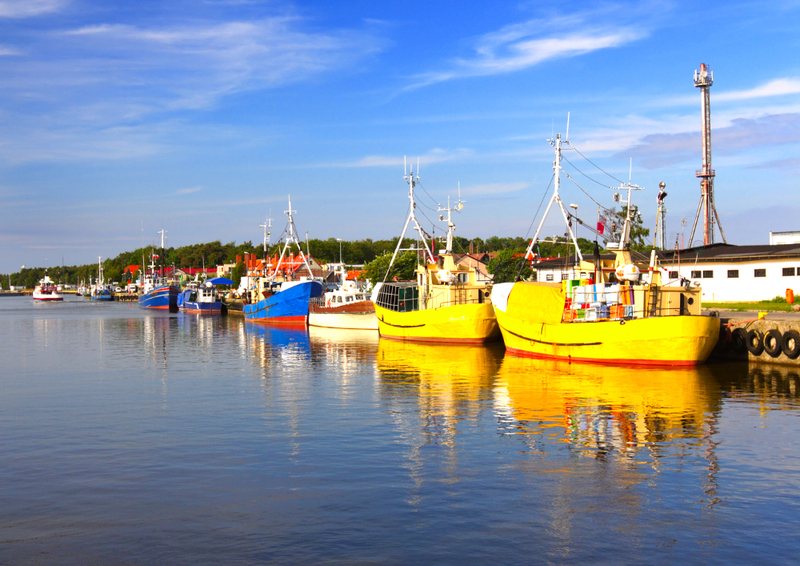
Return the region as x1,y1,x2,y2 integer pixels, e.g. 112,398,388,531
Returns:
243,280,323,326
309,301,377,330
181,301,223,314
374,302,499,344
177,289,223,314
138,286,179,311
90,291,113,301
33,294,63,301
493,282,720,366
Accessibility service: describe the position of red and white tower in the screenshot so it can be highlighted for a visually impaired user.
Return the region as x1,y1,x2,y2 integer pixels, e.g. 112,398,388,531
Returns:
688,63,727,246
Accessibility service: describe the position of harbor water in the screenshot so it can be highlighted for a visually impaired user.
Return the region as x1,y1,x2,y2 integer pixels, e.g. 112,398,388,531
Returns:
1,296,798,564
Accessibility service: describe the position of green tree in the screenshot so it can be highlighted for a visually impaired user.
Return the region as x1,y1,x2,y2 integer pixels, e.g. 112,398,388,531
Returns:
607,206,651,251
363,251,419,284
487,249,533,283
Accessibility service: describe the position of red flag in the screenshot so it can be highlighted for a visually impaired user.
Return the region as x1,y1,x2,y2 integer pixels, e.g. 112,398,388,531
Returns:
596,214,607,235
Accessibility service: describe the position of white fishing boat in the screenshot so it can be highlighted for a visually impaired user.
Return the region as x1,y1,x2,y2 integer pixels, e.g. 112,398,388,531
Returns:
309,268,377,330
33,274,63,301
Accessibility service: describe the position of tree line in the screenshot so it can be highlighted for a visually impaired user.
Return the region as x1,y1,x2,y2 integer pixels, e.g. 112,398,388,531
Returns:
2,210,650,289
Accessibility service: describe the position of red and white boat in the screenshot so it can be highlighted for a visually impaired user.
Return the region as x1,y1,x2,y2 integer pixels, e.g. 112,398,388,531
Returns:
33,275,64,301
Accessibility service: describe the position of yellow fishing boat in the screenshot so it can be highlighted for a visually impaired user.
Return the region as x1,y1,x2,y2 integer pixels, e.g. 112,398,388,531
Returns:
493,132,720,366
493,279,719,365
373,162,499,344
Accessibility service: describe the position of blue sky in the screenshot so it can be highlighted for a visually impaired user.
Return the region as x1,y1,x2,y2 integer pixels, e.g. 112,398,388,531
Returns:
2,0,800,272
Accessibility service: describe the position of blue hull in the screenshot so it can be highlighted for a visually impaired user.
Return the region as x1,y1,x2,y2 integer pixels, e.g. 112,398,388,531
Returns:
243,281,323,325
139,286,180,311
90,293,113,302
181,300,223,314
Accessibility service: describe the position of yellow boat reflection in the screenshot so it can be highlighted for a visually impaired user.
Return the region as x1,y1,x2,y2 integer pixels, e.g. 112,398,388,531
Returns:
377,340,503,426
495,355,722,455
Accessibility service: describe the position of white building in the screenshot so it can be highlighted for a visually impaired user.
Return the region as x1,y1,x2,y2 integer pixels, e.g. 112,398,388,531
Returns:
660,243,800,302
769,231,800,245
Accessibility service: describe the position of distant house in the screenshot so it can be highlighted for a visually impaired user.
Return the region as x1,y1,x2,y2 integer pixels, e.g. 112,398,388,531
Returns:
454,253,493,284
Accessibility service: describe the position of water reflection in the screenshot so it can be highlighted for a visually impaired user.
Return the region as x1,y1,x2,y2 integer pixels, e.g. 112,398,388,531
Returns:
244,323,311,376
495,356,723,461
377,340,504,443
713,361,800,409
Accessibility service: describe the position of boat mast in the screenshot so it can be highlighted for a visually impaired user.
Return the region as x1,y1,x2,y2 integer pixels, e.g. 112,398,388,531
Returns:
384,157,436,280
525,132,583,263
438,187,464,255
270,195,315,281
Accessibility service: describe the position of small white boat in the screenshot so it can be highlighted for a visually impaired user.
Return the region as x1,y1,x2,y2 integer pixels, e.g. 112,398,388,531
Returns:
309,277,377,330
33,275,63,301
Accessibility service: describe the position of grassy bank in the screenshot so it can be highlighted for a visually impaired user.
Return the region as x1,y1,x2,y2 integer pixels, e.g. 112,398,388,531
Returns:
704,300,796,312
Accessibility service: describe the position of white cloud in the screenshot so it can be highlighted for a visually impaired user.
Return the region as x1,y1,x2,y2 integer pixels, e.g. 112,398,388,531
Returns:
176,186,202,195
716,78,800,102
406,9,647,90
0,14,383,163
0,0,66,18
333,148,475,169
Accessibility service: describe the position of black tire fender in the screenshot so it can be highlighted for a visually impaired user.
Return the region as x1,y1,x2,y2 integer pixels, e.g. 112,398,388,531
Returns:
746,329,764,356
781,329,800,359
763,329,783,358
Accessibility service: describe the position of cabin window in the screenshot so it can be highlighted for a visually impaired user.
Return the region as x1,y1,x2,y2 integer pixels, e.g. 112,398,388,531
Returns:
727,270,739,278
703,270,713,278
783,267,796,276
669,271,679,279
691,270,702,278
546,274,554,282
754,268,766,278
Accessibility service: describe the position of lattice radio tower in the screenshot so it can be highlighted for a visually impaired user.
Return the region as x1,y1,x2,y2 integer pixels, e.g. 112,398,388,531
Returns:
688,63,727,247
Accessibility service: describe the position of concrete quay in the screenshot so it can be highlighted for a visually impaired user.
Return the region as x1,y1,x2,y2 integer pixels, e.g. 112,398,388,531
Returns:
706,309,800,365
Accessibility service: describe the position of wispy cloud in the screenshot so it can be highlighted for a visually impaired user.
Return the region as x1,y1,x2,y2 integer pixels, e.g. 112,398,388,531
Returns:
0,13,383,163
406,7,647,90
176,186,202,195
330,148,475,169
620,112,800,168
717,78,800,102
0,0,67,18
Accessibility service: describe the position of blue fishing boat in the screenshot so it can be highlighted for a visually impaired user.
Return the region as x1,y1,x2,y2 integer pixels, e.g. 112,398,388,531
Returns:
243,196,323,326
243,279,323,324
139,281,179,311
178,277,232,314
138,235,179,311
90,256,114,302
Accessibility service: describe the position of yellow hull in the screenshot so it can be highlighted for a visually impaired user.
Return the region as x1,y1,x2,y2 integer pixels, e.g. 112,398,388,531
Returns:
375,302,500,344
493,282,720,366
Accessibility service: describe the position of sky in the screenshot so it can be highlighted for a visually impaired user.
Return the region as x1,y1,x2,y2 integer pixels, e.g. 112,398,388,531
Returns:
1,0,800,273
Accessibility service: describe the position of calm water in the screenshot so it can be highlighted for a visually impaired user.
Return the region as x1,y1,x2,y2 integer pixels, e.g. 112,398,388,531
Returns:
1,296,799,564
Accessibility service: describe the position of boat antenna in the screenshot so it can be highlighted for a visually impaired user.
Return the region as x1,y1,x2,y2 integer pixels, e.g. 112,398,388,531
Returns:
438,184,465,255
384,157,436,281
260,214,272,254
615,178,642,250
525,130,583,264
654,181,668,249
